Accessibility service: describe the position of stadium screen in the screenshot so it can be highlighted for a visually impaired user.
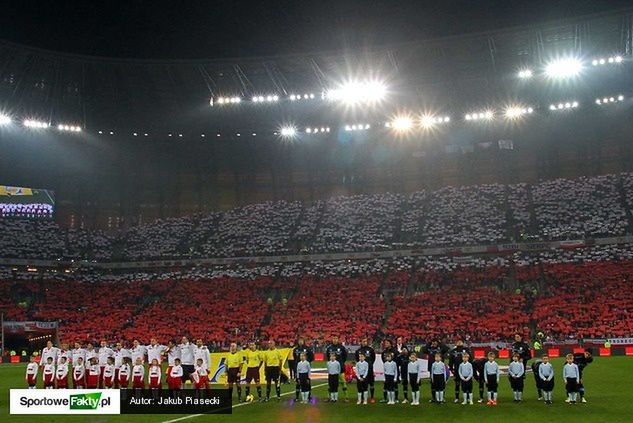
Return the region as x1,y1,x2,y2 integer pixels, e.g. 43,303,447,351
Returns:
0,184,55,219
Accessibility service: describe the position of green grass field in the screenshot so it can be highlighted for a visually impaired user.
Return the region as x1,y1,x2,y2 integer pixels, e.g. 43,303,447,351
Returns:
1,357,630,422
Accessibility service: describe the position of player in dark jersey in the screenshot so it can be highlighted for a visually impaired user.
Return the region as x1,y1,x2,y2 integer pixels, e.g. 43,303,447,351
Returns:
531,359,544,400
292,337,314,401
572,348,593,403
422,339,449,402
448,339,471,403
325,335,348,400
510,334,532,366
354,338,377,400
472,357,487,403
395,346,410,403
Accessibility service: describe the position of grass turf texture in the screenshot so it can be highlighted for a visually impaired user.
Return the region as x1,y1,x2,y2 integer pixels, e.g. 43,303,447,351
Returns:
1,357,630,422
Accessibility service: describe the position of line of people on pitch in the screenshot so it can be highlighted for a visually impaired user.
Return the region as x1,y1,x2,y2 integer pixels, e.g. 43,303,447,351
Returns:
326,350,590,406
25,337,213,390
307,335,594,406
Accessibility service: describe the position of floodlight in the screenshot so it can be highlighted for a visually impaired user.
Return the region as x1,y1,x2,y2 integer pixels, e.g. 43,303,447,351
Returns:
504,106,534,119
24,119,49,129
326,80,387,104
550,101,579,111
390,116,413,131
518,69,533,79
545,58,582,78
280,126,297,137
596,95,624,105
421,115,451,128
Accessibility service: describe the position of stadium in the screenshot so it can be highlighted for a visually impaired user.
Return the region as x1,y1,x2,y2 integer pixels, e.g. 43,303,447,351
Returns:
1,1,633,421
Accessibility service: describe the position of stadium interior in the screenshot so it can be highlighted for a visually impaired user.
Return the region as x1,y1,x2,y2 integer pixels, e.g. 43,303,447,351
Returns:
1,0,633,391
2,5,633,352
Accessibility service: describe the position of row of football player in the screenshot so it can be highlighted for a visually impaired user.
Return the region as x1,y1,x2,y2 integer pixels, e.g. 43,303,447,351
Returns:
25,354,210,390
29,338,214,389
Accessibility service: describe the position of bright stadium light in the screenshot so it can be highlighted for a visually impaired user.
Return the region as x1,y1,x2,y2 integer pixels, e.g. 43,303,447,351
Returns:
592,55,624,66
214,96,241,105
420,115,451,128
549,101,579,111
544,58,583,78
57,124,82,132
23,119,49,129
305,126,331,134
326,80,387,105
517,69,533,79
465,110,494,121
344,123,371,131
504,106,534,120
289,93,315,101
595,95,624,105
389,116,413,132
280,126,297,138
0,113,11,125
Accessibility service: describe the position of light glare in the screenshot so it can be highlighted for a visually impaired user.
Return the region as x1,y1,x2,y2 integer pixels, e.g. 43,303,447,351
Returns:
545,58,582,78
326,80,387,105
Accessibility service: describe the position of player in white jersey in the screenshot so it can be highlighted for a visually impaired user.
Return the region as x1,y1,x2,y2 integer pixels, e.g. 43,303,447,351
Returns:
131,339,147,364
57,343,71,365
40,341,60,367
179,337,196,384
98,340,114,388
146,338,166,364
71,342,86,367
194,339,210,371
165,340,181,373
113,341,129,388
85,343,97,363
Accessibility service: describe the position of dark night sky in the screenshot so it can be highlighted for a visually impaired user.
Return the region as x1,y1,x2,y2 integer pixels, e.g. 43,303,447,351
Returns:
0,0,631,59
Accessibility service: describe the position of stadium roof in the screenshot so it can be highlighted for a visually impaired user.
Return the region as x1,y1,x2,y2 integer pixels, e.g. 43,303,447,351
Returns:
0,6,632,131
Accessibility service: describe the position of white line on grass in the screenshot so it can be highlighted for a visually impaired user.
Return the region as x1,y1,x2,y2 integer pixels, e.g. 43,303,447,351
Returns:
160,383,328,423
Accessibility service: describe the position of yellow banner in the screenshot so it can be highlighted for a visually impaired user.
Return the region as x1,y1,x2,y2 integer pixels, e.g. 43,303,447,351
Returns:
0,186,33,196
208,348,292,384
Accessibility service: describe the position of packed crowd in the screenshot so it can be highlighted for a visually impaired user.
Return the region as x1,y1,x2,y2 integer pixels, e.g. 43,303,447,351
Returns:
2,173,633,261
3,243,633,345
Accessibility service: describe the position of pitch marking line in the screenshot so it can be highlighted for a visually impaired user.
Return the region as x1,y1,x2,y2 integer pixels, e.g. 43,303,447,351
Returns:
160,382,329,423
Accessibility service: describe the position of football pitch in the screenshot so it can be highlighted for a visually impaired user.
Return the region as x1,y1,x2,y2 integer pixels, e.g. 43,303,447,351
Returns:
1,357,630,422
